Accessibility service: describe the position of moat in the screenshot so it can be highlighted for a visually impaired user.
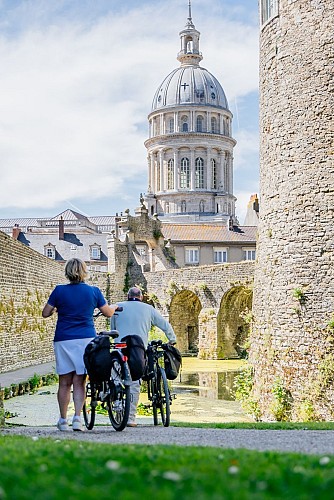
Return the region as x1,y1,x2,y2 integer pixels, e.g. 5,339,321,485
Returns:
4,358,253,426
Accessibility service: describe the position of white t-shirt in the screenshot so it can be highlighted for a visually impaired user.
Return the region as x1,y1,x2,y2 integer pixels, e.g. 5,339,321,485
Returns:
113,300,176,347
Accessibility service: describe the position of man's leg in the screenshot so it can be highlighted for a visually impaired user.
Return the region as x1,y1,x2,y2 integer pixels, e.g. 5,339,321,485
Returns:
128,380,140,425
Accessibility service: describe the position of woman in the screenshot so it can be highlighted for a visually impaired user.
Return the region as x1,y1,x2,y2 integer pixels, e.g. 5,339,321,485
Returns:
42,258,117,432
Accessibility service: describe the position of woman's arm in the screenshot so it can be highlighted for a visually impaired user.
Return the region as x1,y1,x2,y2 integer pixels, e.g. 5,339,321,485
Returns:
42,303,55,318
99,303,118,318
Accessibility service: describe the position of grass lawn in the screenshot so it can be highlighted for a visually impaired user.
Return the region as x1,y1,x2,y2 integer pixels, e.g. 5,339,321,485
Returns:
0,435,333,499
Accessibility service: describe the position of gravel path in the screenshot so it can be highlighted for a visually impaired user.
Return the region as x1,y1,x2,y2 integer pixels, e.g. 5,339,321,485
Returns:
2,425,334,456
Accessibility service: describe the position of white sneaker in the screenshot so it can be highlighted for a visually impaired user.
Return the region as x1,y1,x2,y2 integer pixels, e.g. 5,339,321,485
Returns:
57,419,69,431
72,416,84,431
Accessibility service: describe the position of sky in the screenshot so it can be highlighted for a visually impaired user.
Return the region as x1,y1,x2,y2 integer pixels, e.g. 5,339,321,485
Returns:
0,0,259,224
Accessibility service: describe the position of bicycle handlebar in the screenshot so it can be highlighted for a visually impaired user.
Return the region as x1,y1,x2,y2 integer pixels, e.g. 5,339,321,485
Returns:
93,306,123,318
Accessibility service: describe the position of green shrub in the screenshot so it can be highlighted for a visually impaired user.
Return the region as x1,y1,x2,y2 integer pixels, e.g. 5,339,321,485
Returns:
233,366,261,421
270,378,292,421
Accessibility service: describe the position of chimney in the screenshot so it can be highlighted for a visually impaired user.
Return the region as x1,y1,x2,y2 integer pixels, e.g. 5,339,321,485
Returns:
59,216,64,240
12,224,21,240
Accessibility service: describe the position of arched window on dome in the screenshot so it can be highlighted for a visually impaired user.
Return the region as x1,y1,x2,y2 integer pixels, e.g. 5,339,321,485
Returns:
199,200,205,213
180,158,190,189
181,200,186,213
169,118,174,133
195,157,204,189
181,114,189,132
211,159,217,189
196,115,204,132
211,117,217,134
167,159,174,190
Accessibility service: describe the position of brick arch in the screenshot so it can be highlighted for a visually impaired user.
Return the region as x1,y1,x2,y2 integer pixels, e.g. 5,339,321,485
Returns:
169,290,202,354
217,286,253,358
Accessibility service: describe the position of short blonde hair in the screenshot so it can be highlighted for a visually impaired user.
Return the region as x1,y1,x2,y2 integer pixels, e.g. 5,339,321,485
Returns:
65,258,88,283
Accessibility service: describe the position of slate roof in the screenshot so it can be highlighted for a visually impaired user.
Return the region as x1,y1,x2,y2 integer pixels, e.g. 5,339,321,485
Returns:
161,223,257,244
0,209,116,233
17,232,108,263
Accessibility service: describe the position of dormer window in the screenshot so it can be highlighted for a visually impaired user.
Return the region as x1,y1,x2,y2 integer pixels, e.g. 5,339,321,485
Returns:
44,244,56,260
90,244,101,260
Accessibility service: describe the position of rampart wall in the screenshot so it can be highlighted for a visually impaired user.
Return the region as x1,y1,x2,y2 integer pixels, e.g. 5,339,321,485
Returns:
252,0,334,421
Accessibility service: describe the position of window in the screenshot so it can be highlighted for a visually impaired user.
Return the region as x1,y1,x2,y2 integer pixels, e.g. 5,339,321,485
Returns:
214,247,228,263
180,158,190,188
196,90,205,102
90,245,101,260
211,117,217,134
196,115,204,132
44,245,55,259
167,159,174,189
195,157,204,188
261,0,278,25
185,247,199,264
181,115,188,132
211,159,217,189
243,248,256,261
169,118,174,133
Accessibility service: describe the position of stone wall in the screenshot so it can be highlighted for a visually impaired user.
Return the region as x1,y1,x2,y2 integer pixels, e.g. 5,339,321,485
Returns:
252,0,334,420
144,262,254,358
0,230,64,374
0,231,119,374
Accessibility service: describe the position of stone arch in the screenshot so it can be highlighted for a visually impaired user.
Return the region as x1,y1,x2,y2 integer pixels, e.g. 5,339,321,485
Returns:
217,286,253,358
169,290,202,354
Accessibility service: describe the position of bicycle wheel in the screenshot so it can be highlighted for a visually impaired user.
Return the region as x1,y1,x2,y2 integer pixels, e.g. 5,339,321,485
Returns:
82,379,97,430
107,359,130,431
158,367,171,427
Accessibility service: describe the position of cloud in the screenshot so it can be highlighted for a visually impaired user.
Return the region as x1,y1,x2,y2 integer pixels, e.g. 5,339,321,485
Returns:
0,0,259,214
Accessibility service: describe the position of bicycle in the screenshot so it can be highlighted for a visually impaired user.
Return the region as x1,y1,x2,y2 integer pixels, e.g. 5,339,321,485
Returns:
82,308,131,432
146,340,174,427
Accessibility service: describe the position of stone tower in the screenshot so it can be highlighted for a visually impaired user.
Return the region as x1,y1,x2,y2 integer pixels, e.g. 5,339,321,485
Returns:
251,0,334,420
144,2,237,223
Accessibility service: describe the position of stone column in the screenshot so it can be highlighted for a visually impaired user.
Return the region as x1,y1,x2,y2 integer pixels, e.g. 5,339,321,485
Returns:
159,149,164,191
207,148,212,190
173,149,178,190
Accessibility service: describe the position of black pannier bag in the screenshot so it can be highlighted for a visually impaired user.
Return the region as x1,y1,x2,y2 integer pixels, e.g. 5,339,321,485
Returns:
83,334,113,382
163,344,182,380
121,335,146,381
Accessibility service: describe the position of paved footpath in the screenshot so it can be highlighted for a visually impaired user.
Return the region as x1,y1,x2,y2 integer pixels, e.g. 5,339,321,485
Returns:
2,426,334,456
1,362,334,456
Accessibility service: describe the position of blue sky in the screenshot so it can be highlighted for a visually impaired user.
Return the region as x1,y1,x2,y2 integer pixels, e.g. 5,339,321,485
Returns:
0,0,259,223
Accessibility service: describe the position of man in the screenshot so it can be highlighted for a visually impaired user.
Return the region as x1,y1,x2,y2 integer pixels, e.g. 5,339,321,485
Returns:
115,286,177,427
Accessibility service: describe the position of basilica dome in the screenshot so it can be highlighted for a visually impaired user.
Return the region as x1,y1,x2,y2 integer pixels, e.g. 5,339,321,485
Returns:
151,65,229,112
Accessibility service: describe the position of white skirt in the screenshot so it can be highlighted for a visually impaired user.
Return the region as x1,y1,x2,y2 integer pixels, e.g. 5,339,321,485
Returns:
54,338,93,375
